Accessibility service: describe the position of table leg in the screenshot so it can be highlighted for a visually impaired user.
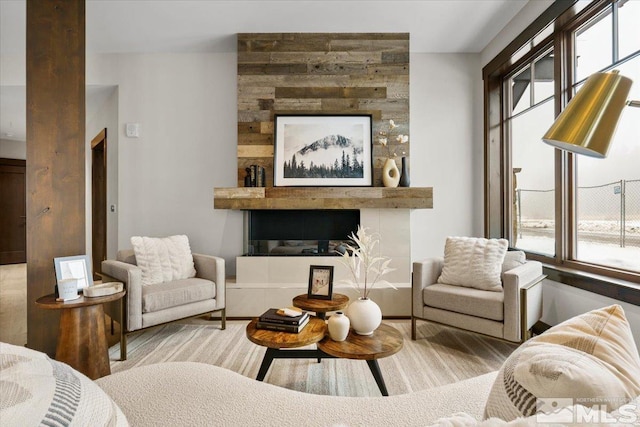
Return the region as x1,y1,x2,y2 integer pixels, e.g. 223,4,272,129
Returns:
56,304,111,380
256,347,278,381
366,359,389,396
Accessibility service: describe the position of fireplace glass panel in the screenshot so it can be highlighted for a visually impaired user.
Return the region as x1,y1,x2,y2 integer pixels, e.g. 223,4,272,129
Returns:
247,210,359,256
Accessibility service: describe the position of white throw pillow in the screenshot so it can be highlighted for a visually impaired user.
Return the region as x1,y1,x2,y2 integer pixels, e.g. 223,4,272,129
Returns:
484,304,640,421
437,236,509,292
130,235,196,286
0,342,129,426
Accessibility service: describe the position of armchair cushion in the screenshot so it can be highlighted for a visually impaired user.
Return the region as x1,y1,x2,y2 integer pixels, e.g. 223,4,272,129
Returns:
423,283,504,322
142,278,216,313
437,237,508,292
131,235,196,286
501,250,526,274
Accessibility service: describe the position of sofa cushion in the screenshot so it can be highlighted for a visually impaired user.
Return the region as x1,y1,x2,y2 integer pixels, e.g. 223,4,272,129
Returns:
0,342,129,426
484,304,640,421
424,283,504,322
437,237,508,292
131,235,197,286
142,278,215,313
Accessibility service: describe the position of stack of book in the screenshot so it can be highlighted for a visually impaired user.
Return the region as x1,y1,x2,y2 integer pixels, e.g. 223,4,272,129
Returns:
256,308,310,333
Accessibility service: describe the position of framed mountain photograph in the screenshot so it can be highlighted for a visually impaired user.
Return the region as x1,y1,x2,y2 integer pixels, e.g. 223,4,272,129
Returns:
273,114,373,187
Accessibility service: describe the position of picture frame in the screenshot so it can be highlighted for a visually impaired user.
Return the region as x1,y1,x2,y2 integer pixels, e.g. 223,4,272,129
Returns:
54,255,93,292
308,265,334,300
274,114,373,187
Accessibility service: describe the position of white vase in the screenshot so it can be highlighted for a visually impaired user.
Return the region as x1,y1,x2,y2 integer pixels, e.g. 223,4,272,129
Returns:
382,158,400,187
327,311,350,341
347,297,382,335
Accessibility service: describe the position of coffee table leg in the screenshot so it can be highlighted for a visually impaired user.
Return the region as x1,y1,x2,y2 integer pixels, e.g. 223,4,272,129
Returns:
256,347,278,381
366,359,389,396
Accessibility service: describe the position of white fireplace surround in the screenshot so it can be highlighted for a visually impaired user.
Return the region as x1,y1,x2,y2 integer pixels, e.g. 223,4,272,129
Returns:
229,208,412,317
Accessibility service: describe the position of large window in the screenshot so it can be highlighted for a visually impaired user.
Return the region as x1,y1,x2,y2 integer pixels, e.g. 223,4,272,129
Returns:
573,3,640,272
484,0,640,287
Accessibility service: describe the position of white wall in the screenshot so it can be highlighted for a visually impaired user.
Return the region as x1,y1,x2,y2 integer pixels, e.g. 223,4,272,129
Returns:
0,138,25,159
87,53,244,273
480,0,640,335
410,53,484,261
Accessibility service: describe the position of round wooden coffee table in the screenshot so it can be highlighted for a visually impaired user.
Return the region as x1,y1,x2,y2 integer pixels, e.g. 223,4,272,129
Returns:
246,318,402,396
318,323,403,396
246,317,327,381
292,293,349,319
35,290,126,380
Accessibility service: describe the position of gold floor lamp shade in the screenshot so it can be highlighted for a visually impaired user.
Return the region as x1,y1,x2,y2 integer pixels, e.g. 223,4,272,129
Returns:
542,70,633,158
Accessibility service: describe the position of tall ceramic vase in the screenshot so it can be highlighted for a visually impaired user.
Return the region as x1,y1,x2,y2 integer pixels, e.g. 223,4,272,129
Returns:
327,311,350,341
382,158,400,188
399,157,410,187
347,297,382,335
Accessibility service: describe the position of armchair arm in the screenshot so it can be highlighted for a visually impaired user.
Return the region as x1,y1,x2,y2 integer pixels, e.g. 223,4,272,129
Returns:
192,254,225,310
412,257,444,317
101,259,143,332
502,260,544,342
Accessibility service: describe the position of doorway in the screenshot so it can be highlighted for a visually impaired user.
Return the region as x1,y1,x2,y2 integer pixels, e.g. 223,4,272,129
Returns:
91,129,107,279
0,158,26,264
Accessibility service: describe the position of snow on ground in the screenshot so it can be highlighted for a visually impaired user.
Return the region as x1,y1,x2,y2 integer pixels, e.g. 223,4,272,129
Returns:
517,236,640,272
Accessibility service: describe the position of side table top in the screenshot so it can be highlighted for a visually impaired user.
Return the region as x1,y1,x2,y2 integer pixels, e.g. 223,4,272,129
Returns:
246,317,327,349
318,322,403,360
36,290,126,310
292,293,349,313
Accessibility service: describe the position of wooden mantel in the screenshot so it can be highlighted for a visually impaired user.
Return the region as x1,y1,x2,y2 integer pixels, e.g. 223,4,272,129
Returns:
214,187,433,210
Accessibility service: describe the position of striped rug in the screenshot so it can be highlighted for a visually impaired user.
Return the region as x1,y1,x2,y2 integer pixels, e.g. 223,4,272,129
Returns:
108,319,517,397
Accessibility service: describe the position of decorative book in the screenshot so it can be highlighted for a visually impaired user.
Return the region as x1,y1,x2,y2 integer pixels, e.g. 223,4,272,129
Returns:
259,308,309,325
256,316,310,333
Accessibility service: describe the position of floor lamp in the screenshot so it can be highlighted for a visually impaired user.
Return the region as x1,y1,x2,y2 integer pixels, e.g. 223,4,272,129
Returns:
542,70,639,158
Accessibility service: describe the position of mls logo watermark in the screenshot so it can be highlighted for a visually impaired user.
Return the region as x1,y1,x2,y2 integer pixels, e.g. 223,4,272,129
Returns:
536,397,639,424
536,398,575,423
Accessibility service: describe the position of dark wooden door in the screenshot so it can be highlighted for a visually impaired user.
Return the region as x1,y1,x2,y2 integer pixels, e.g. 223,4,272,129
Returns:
91,129,107,279
0,158,26,264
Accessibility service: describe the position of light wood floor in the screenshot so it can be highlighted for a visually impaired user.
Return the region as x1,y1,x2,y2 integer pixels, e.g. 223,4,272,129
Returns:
0,263,27,346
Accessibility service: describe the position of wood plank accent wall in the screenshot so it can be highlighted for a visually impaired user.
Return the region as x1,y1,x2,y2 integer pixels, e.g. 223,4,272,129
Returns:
26,0,86,356
237,33,410,187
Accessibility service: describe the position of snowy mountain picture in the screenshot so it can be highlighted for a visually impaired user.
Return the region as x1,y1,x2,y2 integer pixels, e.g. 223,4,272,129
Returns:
274,115,372,186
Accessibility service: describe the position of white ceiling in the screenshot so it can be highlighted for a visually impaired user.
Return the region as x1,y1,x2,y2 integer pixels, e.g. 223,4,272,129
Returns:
0,0,530,141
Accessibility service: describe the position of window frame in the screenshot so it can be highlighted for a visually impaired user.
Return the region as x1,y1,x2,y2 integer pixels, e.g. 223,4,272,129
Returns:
483,0,640,303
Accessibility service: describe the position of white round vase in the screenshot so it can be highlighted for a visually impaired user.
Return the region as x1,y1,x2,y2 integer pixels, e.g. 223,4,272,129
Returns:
327,311,350,341
382,158,400,188
347,297,382,335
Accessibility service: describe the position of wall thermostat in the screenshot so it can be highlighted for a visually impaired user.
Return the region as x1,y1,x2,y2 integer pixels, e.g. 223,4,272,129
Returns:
125,123,140,138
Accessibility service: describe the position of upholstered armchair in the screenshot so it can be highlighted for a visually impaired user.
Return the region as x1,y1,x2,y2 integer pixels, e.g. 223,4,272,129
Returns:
102,246,226,360
412,238,544,343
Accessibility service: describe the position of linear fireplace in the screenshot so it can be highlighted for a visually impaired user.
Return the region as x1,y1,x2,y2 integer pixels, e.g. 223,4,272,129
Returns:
246,209,360,256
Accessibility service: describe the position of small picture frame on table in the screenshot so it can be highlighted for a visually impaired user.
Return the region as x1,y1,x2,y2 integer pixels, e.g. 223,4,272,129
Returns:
308,265,334,300
54,255,93,295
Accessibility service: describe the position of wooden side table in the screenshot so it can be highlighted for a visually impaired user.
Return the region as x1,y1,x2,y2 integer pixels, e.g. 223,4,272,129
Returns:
292,293,349,319
35,290,125,380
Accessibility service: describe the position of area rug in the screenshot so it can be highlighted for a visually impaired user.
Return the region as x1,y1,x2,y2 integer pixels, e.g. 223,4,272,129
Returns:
108,319,517,397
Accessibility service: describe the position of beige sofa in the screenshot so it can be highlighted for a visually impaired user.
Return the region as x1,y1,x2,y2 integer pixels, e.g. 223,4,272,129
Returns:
3,305,638,426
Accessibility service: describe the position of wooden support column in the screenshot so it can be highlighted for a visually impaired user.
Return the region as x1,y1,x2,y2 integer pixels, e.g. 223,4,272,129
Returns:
26,0,86,356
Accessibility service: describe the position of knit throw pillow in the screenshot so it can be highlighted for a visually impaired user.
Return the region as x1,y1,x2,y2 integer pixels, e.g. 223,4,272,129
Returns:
484,304,640,421
130,235,196,286
437,236,509,291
